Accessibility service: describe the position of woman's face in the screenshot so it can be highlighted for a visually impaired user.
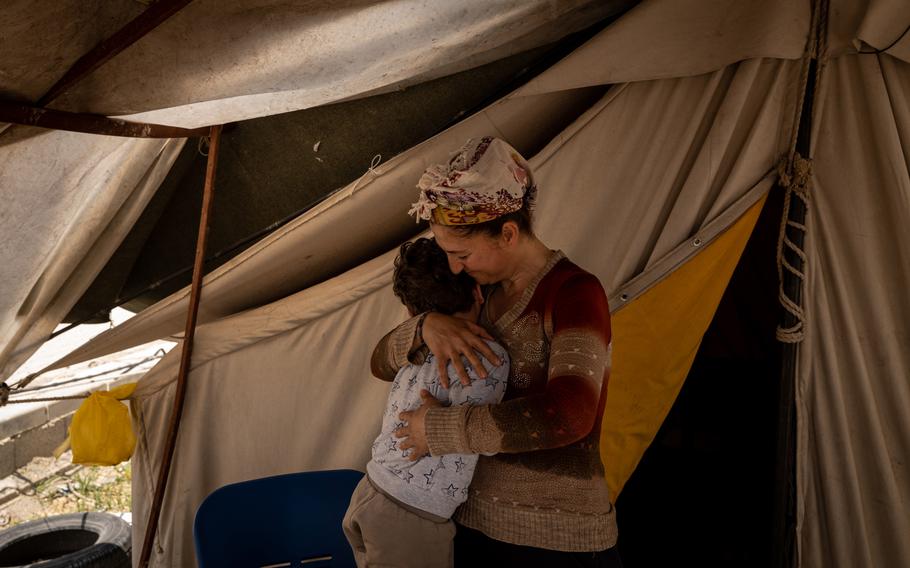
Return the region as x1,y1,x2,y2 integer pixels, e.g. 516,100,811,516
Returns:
431,224,510,285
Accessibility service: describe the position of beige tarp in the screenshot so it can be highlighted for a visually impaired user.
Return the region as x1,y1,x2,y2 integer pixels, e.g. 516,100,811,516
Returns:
514,0,809,92
0,0,627,128
0,0,626,381
0,134,184,379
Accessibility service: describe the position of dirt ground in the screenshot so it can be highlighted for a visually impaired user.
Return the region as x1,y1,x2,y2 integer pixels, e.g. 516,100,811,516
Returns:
0,451,130,528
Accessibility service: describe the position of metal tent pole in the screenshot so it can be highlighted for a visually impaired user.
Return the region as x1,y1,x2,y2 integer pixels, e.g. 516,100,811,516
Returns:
137,124,222,568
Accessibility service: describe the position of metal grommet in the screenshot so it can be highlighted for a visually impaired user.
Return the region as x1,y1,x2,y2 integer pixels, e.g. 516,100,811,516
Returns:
620,293,629,302
693,238,702,247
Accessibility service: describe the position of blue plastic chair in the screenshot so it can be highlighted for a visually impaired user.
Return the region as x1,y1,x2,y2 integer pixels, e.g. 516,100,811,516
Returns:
194,469,364,568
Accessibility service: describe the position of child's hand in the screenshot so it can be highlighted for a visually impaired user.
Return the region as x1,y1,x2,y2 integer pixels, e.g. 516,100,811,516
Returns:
395,390,442,461
422,313,501,388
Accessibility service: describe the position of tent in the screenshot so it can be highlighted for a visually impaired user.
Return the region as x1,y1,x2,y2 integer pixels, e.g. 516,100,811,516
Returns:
2,1,909,566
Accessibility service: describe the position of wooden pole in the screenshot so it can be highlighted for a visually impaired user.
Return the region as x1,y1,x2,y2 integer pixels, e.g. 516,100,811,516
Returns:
0,101,210,138
137,124,222,568
37,0,194,106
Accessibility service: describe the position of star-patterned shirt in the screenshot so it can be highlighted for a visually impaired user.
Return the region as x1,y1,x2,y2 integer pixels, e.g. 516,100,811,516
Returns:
366,339,509,519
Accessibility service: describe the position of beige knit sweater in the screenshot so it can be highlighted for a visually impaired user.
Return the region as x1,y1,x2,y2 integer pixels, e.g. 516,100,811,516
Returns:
371,251,617,551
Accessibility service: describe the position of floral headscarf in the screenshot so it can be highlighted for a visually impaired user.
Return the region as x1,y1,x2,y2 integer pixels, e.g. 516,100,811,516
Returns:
408,137,535,225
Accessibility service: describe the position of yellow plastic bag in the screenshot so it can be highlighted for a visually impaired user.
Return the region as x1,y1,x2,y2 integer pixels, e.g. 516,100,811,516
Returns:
57,383,138,466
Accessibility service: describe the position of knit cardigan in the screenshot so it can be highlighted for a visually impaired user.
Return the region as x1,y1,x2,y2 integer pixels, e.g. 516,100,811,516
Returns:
371,251,617,551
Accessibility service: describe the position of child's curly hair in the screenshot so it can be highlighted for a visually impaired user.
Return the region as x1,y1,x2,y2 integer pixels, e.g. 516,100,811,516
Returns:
392,237,476,315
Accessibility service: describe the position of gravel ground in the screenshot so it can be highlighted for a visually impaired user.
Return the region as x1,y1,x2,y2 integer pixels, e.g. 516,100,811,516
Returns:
0,451,131,529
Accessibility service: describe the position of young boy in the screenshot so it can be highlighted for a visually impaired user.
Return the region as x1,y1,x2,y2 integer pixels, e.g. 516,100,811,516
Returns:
342,237,509,568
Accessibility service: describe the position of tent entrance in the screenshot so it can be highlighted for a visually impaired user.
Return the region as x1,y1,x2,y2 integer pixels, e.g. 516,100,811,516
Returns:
615,186,786,567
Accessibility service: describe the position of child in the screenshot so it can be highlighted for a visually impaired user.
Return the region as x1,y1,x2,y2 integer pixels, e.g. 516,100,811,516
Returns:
342,237,509,568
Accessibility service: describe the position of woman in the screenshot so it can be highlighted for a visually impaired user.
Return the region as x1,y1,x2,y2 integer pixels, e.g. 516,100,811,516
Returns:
370,137,622,567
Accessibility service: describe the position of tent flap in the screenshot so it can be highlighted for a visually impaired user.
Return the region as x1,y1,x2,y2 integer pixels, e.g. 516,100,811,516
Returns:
602,194,767,499
798,52,910,568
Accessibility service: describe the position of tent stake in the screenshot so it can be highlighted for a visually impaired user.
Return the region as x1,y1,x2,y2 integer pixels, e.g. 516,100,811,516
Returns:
137,124,222,568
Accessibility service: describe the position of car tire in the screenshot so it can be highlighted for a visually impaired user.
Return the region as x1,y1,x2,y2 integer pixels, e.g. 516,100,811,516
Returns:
0,512,130,567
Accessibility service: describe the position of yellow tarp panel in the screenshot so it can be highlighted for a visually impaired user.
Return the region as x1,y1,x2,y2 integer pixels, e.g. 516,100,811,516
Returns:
601,195,767,500
68,382,138,466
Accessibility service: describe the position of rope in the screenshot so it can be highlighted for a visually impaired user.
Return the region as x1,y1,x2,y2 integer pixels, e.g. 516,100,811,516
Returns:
1,350,166,407
776,154,812,343
3,393,90,404
0,380,93,405
0,382,126,405
785,21,816,168
11,371,42,392
344,154,383,198
774,0,828,344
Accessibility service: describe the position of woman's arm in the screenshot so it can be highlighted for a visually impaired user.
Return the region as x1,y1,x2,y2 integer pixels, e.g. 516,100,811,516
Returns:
370,313,426,381
425,274,611,456
370,312,502,386
396,344,510,460
421,313,501,387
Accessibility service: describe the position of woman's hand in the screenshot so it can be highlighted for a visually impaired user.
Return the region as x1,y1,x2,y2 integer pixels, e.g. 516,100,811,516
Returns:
396,390,442,461
422,312,502,388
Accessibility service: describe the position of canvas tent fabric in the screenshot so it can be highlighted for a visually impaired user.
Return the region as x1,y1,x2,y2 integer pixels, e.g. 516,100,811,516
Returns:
2,1,910,568
35,86,608,374
28,0,819,379
0,0,630,383
60,45,606,325
0,134,184,380
602,194,768,499
0,0,626,129
125,43,803,568
798,52,910,567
